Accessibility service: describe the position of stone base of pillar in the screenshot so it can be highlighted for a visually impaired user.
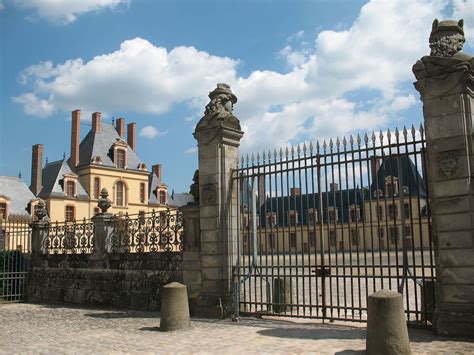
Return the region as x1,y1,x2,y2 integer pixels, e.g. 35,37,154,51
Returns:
190,293,234,319
434,304,474,338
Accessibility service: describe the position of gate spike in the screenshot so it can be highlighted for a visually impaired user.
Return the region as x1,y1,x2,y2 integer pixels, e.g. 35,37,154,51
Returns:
329,138,333,148
335,137,340,148
418,123,424,136
387,128,392,142
297,144,301,156
256,152,260,163
245,154,249,165
285,146,289,158
241,156,244,167
262,150,266,162
371,131,376,143
364,133,368,144
251,153,255,164
290,145,295,157
279,147,284,159
356,133,361,145
322,140,327,150
302,143,307,156
395,127,400,142
309,141,314,154
273,148,277,161
342,136,347,148
349,135,354,146
402,126,408,140
379,130,384,144
316,140,320,152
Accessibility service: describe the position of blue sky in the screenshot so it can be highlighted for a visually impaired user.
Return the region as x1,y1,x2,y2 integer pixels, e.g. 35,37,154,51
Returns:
0,0,473,193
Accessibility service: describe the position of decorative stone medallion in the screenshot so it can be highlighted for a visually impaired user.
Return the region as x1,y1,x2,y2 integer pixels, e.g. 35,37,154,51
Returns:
201,184,217,205
438,150,462,178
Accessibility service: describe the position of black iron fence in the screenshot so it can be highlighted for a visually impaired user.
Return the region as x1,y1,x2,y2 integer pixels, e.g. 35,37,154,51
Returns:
46,218,94,254
0,219,31,302
233,125,435,325
110,209,184,254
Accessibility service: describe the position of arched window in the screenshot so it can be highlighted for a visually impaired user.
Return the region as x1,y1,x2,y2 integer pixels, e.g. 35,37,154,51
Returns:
93,177,100,199
140,183,146,203
116,181,125,206
66,181,75,197
159,190,166,204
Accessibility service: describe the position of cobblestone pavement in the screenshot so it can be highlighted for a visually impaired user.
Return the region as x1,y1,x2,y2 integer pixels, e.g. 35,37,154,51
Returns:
1,303,473,354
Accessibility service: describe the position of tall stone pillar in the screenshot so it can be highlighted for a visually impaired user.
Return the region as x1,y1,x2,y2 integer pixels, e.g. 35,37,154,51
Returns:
413,19,474,337
192,83,243,317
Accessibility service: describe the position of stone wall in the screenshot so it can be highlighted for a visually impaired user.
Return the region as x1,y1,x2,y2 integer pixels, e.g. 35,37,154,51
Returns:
27,253,182,311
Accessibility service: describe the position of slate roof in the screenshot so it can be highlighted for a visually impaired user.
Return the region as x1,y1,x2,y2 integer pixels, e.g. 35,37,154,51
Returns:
168,192,194,207
38,159,89,199
69,123,143,170
368,155,427,198
0,176,37,216
258,189,366,227
148,171,164,205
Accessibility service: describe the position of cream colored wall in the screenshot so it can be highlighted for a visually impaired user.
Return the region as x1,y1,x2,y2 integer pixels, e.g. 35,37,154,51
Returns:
44,165,168,221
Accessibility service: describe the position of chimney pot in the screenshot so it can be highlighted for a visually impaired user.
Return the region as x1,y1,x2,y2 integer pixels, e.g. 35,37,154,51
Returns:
30,144,43,195
71,109,81,172
127,122,136,151
290,187,301,196
152,164,162,180
92,112,101,133
116,117,125,138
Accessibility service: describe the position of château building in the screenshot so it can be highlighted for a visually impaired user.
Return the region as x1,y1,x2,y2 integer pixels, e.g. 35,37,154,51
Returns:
30,110,192,222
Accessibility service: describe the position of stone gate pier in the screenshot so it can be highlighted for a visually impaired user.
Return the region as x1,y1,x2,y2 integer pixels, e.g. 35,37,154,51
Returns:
413,19,474,337
183,84,243,317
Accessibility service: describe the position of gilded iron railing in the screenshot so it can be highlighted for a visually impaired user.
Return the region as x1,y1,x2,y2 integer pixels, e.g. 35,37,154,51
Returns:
45,218,94,254
110,208,184,254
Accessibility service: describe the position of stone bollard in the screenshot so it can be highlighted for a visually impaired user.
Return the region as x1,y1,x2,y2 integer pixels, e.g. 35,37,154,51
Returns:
366,289,411,355
273,278,292,313
160,282,190,331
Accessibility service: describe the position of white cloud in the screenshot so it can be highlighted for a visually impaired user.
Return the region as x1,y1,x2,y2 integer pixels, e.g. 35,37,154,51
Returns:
11,0,129,24
15,0,464,156
184,147,197,154
12,93,53,118
139,125,166,139
0,0,4,11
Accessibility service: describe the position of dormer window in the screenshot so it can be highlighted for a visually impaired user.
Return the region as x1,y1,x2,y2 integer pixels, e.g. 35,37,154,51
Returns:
66,181,75,197
350,205,360,222
137,163,147,171
308,208,318,224
328,207,338,223
288,210,298,226
92,156,103,164
266,212,277,227
159,190,166,204
117,149,126,169
385,176,398,197
0,202,7,220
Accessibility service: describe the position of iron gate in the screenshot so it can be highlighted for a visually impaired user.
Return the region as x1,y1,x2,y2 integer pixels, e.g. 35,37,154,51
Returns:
233,125,435,325
0,219,31,302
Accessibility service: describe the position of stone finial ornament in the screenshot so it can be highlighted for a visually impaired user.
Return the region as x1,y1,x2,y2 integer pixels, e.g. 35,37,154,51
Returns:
190,169,199,202
97,187,111,213
195,83,241,132
429,19,466,58
413,19,473,90
34,199,48,221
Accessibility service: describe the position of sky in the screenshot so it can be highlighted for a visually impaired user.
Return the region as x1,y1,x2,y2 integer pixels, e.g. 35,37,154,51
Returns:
0,0,473,194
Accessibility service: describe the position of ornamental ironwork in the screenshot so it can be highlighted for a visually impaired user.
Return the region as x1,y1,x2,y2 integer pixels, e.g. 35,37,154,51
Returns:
45,218,94,254
110,208,184,254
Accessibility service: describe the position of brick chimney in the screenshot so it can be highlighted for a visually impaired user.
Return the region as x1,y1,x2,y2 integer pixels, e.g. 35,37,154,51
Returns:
92,112,101,133
290,187,301,196
329,183,339,192
127,123,136,151
71,109,80,172
30,144,43,195
152,164,162,180
116,117,125,138
370,156,381,182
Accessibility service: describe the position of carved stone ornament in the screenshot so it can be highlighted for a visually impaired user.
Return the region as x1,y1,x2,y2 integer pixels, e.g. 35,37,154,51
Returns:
438,151,462,179
195,83,241,134
97,187,112,213
34,199,48,221
190,169,199,202
201,183,217,205
412,19,473,99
